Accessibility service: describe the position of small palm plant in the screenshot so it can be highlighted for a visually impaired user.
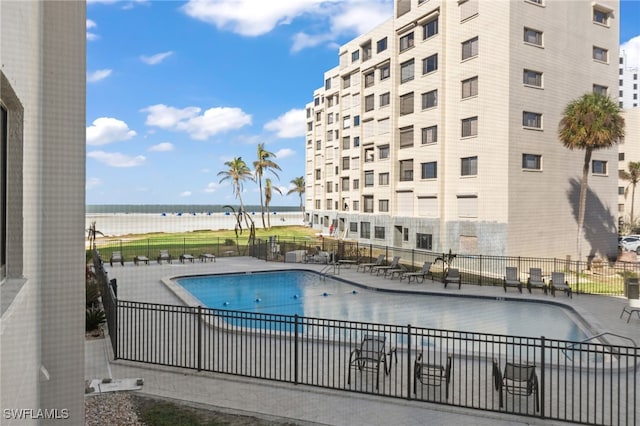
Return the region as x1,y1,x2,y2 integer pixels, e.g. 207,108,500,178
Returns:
435,249,457,279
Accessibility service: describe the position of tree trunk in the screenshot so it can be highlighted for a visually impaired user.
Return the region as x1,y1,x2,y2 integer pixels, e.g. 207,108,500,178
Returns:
631,181,636,226
258,176,266,229
577,148,592,262
299,194,304,222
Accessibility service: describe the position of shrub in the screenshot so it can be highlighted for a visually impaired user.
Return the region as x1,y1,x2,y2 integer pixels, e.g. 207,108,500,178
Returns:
223,238,235,246
85,307,106,332
86,279,101,308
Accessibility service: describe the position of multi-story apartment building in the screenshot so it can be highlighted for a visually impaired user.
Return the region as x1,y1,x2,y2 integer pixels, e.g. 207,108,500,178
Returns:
305,0,619,260
618,109,640,227
619,50,639,108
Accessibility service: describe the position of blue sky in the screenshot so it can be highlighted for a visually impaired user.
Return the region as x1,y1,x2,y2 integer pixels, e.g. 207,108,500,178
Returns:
86,0,640,207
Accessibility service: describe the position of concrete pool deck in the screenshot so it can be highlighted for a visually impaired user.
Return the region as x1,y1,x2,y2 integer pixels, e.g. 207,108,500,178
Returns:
86,257,640,425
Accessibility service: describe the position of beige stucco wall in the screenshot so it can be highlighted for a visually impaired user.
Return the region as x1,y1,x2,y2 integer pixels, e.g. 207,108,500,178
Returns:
618,108,640,227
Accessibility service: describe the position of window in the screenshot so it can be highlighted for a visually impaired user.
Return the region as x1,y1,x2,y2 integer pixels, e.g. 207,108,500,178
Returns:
327,130,333,141
400,159,414,181
353,179,360,189
422,125,437,144
593,46,608,62
354,115,360,126
524,27,543,46
422,54,438,74
378,200,389,213
461,116,478,137
462,36,478,60
363,196,374,213
364,147,374,163
353,136,360,147
423,17,438,39
619,186,625,195
341,177,350,191
416,233,432,250
460,0,479,20
352,50,359,62
353,200,360,211
350,222,358,232
360,222,370,238
377,37,388,53
315,140,321,150
380,63,390,80
342,136,350,149
401,59,415,83
327,113,333,124
522,154,541,170
523,69,542,87
316,111,322,122
593,84,608,95
378,145,389,159
364,94,375,112
400,92,414,115
343,115,351,129
619,152,625,161
343,74,351,89
461,76,478,98
593,8,609,25
399,126,414,148
379,172,389,185
374,226,386,238
364,170,374,187
461,156,478,176
325,78,331,90
400,32,414,52
362,41,372,61
523,111,542,129
592,160,607,175
342,156,350,170
364,71,375,88
403,228,409,242
315,169,321,179
422,89,438,109
421,161,437,179
379,92,390,107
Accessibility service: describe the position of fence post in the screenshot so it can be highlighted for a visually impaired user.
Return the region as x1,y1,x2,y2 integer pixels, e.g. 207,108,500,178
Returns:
479,255,483,286
407,324,412,400
197,306,202,372
294,315,299,385
540,336,545,418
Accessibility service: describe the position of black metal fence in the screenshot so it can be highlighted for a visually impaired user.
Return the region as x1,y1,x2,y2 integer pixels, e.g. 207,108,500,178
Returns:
111,300,637,425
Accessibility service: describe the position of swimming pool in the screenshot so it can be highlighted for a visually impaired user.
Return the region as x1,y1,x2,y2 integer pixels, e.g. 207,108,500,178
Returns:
176,270,588,341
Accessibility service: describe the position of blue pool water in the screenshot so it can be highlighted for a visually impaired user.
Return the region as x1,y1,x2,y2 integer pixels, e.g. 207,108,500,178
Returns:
177,270,588,341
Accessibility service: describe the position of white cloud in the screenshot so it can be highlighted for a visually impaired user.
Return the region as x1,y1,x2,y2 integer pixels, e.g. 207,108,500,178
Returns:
201,168,211,173
86,117,137,145
87,69,112,83
148,142,174,152
86,19,99,41
275,148,295,159
179,191,192,197
86,177,102,190
291,32,332,53
329,1,391,35
142,104,252,140
87,151,146,167
264,108,305,138
140,51,174,65
204,182,223,193
621,35,640,69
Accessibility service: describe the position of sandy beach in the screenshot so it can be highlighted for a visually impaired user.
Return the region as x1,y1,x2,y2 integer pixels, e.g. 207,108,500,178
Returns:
86,211,306,237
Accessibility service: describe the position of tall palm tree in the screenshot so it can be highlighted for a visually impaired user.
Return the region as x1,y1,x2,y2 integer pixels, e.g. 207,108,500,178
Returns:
86,221,103,250
217,157,253,228
264,178,282,229
287,176,306,222
558,92,625,260
620,161,640,227
253,144,281,229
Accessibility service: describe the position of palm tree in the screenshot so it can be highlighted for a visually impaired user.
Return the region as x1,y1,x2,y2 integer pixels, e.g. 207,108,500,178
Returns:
620,161,640,227
217,157,253,228
558,92,625,260
287,176,306,222
253,144,281,229
86,221,103,250
264,178,282,229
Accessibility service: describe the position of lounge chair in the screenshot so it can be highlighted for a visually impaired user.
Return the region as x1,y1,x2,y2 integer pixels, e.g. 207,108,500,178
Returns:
388,264,408,280
180,253,195,263
347,334,393,390
157,250,172,264
109,251,124,267
444,268,461,289
549,272,572,298
133,255,149,265
402,262,433,284
526,268,547,294
199,253,216,262
372,256,400,276
620,298,640,323
503,267,523,293
414,352,452,400
492,358,539,412
357,254,385,273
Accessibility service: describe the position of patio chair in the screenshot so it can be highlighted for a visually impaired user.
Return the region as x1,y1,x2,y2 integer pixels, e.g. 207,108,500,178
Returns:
372,256,400,276
180,253,195,263
199,253,216,262
444,268,462,289
109,251,124,267
526,268,547,294
492,358,539,412
549,272,572,298
414,352,453,400
347,334,393,390
503,267,523,293
357,254,385,273
157,250,172,264
133,255,149,265
402,262,433,284
388,264,409,280
620,298,640,323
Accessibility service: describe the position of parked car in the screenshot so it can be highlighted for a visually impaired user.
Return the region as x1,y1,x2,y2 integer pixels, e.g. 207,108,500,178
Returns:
618,235,640,253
